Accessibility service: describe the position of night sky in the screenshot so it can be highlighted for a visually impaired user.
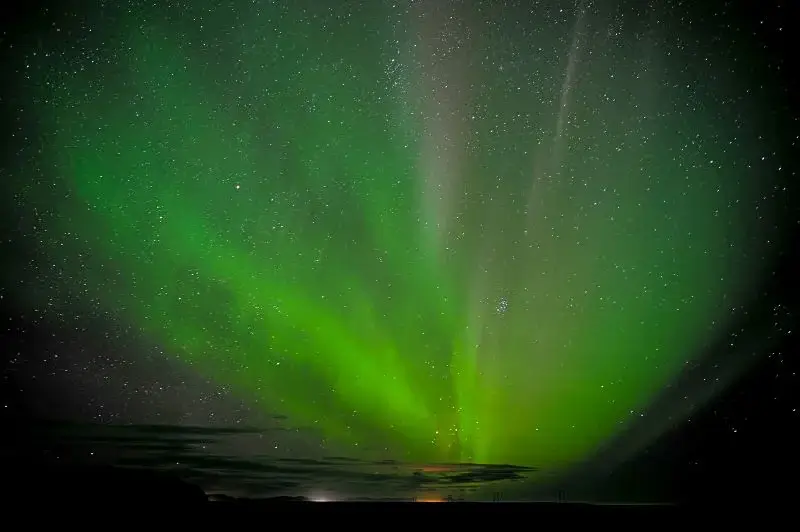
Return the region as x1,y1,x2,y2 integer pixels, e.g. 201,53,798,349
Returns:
1,0,796,503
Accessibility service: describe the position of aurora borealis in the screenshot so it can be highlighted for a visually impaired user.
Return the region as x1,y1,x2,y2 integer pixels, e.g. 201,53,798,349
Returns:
4,0,789,486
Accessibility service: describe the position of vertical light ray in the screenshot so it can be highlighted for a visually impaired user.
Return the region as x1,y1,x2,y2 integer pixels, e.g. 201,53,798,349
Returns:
412,0,474,259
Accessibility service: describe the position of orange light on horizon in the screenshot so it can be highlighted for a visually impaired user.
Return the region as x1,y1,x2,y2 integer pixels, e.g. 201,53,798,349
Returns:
416,497,446,503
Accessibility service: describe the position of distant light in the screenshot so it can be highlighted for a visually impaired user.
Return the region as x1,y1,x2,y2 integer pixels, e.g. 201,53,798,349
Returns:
309,491,335,502
417,497,445,503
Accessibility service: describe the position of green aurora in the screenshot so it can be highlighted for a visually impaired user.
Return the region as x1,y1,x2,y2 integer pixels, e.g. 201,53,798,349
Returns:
16,2,778,474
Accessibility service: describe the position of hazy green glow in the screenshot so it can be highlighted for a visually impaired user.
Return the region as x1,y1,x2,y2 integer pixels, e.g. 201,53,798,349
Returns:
26,3,771,471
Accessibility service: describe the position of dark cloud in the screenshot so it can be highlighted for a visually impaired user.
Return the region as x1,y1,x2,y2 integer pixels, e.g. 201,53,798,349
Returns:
6,422,537,500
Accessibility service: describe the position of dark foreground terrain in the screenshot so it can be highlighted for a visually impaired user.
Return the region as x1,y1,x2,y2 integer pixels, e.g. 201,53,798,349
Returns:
1,464,747,526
